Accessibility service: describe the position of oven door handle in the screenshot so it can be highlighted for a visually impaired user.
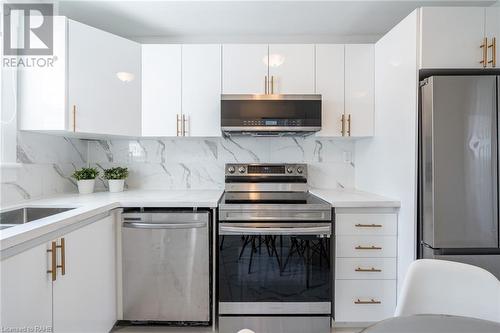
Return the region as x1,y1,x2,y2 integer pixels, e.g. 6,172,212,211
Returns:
123,222,207,229
219,225,331,236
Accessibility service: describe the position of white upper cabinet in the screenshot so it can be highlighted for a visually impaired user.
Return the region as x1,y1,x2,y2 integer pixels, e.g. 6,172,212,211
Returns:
0,243,53,329
419,7,486,69
222,44,269,94
19,17,141,136
182,44,222,137
268,44,315,94
315,44,345,137
485,7,500,68
345,44,375,137
142,44,182,137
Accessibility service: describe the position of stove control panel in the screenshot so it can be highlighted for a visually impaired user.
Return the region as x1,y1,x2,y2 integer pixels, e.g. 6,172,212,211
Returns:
225,163,307,177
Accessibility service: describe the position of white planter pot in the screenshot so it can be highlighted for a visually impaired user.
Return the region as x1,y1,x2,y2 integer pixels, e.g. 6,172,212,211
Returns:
108,179,125,193
77,179,95,194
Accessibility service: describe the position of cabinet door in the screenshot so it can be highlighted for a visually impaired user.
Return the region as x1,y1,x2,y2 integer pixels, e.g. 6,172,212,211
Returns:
485,7,500,68
68,20,141,136
315,44,345,137
142,44,182,136
268,44,315,94
222,44,268,94
0,243,53,330
345,44,374,137
182,44,222,137
420,7,486,69
53,216,116,333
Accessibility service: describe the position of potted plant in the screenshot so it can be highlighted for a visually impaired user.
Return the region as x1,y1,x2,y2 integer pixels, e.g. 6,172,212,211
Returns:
103,167,128,193
72,167,99,194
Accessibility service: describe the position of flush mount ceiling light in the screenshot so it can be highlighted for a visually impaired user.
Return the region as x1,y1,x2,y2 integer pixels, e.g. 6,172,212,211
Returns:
116,71,135,82
263,54,285,67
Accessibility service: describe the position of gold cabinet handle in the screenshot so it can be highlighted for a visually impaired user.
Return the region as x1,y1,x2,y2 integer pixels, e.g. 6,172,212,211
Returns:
354,298,381,305
271,75,275,94
355,223,383,228
265,76,268,94
355,245,382,250
355,267,382,272
341,114,346,136
56,238,65,276
347,114,351,136
182,114,189,136
488,37,496,68
480,37,488,68
176,114,181,136
47,241,57,281
72,105,76,132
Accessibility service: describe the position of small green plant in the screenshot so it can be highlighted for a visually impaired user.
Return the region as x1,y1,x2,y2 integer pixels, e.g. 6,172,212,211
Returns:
103,167,129,180
72,167,99,181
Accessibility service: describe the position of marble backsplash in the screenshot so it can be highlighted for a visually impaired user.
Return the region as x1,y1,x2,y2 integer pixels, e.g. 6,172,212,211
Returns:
1,133,355,206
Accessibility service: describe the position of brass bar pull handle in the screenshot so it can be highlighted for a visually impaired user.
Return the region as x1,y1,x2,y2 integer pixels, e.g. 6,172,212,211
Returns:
47,241,57,282
355,223,383,228
176,114,181,136
355,245,383,250
355,267,382,272
72,105,76,132
265,76,268,94
271,75,275,94
182,114,189,136
488,37,496,68
341,114,346,136
347,114,352,136
480,37,488,67
354,298,381,305
56,238,65,276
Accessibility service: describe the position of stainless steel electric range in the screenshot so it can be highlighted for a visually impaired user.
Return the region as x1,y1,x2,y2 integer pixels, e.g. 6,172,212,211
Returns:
218,163,333,333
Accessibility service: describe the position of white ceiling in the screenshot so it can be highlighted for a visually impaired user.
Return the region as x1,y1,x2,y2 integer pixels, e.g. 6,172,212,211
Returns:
57,0,498,43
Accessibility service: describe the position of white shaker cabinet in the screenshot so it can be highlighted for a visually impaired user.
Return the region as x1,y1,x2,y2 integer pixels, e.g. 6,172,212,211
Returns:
315,44,345,137
485,7,500,68
268,44,315,94
142,44,182,136
0,243,53,330
222,44,269,94
182,44,222,137
53,215,116,333
19,17,141,137
345,44,374,137
419,7,486,69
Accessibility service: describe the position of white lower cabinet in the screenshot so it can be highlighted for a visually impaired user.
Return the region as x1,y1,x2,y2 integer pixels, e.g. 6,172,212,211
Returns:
334,208,398,325
0,243,53,330
0,215,116,333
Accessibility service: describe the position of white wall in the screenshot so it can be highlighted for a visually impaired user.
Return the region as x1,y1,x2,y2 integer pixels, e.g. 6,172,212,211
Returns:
355,10,419,291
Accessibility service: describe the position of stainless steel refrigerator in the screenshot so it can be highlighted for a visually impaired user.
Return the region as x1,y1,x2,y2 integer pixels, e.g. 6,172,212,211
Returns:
419,75,500,279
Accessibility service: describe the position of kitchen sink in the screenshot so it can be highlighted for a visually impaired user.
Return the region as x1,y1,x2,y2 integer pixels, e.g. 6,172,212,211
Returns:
0,207,75,230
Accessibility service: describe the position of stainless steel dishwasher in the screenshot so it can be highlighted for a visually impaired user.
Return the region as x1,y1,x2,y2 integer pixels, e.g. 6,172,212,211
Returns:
121,209,210,324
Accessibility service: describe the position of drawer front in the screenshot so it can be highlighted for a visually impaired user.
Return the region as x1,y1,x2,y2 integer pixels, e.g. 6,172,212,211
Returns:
336,235,396,258
336,258,396,280
336,213,397,236
335,280,396,323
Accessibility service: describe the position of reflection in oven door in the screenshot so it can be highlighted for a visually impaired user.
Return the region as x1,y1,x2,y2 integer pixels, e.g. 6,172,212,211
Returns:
218,224,332,315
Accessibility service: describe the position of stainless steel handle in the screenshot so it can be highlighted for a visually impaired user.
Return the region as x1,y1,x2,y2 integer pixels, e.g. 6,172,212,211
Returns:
176,114,181,136
72,105,76,132
219,225,331,236
123,222,207,229
355,223,382,228
355,245,382,250
354,298,381,305
271,75,275,94
347,114,352,136
341,114,346,136
265,76,268,94
182,114,189,136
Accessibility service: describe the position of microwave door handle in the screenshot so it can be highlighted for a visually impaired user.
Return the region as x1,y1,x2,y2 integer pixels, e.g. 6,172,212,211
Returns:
123,222,207,229
219,225,331,236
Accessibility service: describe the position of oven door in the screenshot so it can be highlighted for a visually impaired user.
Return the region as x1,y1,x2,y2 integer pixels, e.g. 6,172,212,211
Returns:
218,222,332,315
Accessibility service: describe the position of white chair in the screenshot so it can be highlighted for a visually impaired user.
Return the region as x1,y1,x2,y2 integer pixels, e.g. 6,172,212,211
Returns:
395,259,500,323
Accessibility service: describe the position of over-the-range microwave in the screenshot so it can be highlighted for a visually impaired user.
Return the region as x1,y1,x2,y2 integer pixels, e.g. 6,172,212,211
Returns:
220,94,322,137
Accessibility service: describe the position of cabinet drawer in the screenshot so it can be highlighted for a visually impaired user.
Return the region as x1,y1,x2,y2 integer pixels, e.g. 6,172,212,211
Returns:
336,258,396,280
336,213,397,236
336,236,396,258
335,280,396,323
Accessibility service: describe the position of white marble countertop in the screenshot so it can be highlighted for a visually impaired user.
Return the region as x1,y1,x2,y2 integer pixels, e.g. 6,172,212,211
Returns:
311,188,400,208
0,190,223,251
